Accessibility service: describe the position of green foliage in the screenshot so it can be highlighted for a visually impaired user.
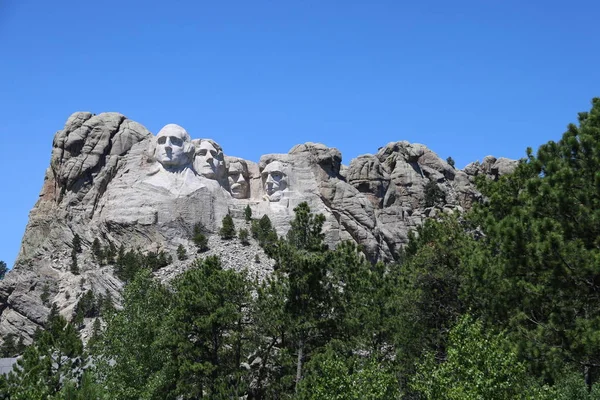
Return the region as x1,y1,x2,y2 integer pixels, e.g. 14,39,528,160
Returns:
263,203,396,392
297,348,400,400
392,216,478,372
192,222,209,252
103,242,117,264
94,269,174,400
91,238,102,262
176,244,187,260
219,213,236,239
469,97,600,381
0,333,25,357
72,290,99,327
537,370,600,399
40,283,51,306
72,234,82,253
239,228,250,245
53,371,104,399
4,308,84,399
424,180,445,207
113,248,170,282
164,256,252,398
244,204,252,222
70,251,79,275
286,202,327,252
251,214,278,253
411,315,536,400
143,250,171,271
0,260,7,279
446,156,456,168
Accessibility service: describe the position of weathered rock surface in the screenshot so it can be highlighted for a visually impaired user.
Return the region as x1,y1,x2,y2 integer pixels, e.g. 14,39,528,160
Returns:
0,112,517,344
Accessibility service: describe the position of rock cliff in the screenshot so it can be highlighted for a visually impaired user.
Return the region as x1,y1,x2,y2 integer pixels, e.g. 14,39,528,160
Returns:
0,112,517,343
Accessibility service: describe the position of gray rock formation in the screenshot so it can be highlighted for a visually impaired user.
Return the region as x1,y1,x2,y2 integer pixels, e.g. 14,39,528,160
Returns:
0,112,517,345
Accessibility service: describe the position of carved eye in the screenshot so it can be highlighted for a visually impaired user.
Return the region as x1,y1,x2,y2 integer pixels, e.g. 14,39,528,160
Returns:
199,149,207,156
272,172,282,179
170,136,183,146
157,137,166,144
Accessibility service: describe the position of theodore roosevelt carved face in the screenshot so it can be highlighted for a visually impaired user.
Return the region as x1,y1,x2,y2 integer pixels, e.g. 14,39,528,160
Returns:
227,160,250,199
154,124,194,168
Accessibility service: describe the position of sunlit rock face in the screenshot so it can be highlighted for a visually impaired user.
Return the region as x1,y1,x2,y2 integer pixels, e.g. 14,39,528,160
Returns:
193,139,226,181
0,112,517,345
261,160,289,202
226,158,250,199
153,124,194,169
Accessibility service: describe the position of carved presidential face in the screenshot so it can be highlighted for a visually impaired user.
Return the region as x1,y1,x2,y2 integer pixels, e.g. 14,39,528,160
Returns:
263,161,287,196
155,124,193,168
228,161,249,199
195,139,225,179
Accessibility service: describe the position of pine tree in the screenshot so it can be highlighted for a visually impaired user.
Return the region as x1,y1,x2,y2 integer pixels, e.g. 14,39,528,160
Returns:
0,334,17,357
411,316,533,400
220,214,236,240
164,256,252,398
91,238,103,262
4,308,84,398
40,283,51,305
94,269,173,399
193,222,209,252
239,228,250,245
273,202,331,391
0,260,7,280
286,202,327,252
251,214,278,255
70,250,80,275
176,244,188,260
424,180,445,207
244,204,252,222
468,98,600,384
72,234,82,253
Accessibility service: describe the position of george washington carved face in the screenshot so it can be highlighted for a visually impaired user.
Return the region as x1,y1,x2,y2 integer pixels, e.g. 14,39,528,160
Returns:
154,124,194,168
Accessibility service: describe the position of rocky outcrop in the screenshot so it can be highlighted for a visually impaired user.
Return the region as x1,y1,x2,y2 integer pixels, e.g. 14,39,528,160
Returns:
0,112,518,344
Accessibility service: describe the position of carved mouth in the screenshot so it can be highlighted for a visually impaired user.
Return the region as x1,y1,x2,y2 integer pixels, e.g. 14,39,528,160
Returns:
231,183,247,194
266,185,279,195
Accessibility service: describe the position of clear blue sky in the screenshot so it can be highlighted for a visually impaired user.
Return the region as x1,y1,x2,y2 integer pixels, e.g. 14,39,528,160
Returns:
1,0,598,269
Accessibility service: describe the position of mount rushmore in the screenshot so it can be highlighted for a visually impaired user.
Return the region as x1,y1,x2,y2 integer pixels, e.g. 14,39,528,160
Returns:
0,111,517,343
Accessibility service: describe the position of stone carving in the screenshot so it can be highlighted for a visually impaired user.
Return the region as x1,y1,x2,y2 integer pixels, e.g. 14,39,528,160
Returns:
193,139,225,180
152,124,194,169
261,160,288,202
144,124,207,197
0,111,518,346
227,158,250,199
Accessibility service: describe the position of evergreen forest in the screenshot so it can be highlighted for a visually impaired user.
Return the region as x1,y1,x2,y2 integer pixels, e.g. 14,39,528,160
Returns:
2,98,600,399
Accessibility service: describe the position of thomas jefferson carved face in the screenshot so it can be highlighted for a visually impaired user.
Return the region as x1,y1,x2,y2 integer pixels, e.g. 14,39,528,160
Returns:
155,124,193,168
195,139,225,179
263,161,287,197
228,160,249,199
